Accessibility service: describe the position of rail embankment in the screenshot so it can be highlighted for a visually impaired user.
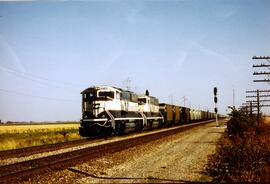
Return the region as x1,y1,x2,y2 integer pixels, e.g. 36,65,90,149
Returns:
207,108,270,182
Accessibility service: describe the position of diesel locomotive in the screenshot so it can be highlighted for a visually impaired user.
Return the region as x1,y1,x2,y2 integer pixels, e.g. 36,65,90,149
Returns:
79,85,216,137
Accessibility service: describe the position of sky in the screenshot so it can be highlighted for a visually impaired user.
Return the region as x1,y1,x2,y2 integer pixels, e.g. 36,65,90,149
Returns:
0,0,270,122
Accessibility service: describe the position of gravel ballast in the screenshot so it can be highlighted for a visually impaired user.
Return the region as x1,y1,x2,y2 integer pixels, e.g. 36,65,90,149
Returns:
25,121,226,183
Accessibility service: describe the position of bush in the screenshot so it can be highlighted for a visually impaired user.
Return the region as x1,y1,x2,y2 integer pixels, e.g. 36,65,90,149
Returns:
207,108,270,182
227,107,256,137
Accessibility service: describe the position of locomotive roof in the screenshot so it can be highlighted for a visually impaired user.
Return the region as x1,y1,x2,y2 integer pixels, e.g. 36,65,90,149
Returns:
81,86,160,100
138,94,158,100
81,85,135,94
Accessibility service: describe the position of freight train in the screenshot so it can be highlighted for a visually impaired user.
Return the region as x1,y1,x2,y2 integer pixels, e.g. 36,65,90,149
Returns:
79,86,217,137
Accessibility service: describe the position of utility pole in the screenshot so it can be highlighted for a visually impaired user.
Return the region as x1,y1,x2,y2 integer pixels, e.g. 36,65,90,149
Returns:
249,55,270,119
213,87,218,126
257,89,260,111
246,89,270,134
257,90,260,135
122,78,131,91
252,55,270,83
250,102,253,117
169,95,174,105
246,90,270,112
182,96,187,107
233,87,235,108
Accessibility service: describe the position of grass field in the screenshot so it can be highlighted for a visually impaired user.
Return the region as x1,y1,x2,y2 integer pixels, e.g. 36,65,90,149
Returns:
0,123,82,151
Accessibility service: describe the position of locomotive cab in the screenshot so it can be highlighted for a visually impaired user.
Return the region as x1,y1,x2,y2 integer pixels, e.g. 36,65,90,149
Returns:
81,86,121,119
138,94,163,129
80,86,122,137
80,86,142,137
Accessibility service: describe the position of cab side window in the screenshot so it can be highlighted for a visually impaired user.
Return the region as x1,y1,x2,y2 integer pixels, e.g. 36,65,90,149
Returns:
116,92,120,100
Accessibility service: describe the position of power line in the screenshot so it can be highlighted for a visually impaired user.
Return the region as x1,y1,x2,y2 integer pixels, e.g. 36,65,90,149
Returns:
0,88,76,102
0,66,85,90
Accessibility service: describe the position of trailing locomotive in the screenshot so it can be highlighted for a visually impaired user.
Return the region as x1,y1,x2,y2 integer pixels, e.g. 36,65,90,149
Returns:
79,85,216,137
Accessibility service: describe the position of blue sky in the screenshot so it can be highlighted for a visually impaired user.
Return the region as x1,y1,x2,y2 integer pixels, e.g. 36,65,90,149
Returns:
0,0,269,122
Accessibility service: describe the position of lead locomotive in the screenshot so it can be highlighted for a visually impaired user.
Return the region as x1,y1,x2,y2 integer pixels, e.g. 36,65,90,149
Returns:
79,86,163,137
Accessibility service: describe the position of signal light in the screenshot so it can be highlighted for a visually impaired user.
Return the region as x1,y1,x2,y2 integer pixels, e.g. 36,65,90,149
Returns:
214,87,217,96
214,97,218,103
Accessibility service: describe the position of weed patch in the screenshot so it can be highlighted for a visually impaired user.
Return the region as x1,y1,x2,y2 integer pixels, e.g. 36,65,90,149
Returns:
206,108,270,182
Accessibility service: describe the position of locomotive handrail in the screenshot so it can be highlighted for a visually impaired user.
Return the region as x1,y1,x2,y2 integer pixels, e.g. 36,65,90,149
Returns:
159,112,164,122
94,119,111,128
139,111,147,127
105,110,115,129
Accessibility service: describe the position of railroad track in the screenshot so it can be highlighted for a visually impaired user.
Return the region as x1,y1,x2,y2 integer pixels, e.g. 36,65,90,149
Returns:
0,120,215,183
0,138,101,160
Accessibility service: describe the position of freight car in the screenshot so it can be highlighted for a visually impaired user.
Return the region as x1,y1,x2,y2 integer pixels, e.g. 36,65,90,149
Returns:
159,103,175,126
79,85,217,137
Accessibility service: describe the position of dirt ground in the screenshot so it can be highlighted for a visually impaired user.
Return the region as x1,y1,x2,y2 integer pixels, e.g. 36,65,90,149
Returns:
25,121,226,184
263,116,270,125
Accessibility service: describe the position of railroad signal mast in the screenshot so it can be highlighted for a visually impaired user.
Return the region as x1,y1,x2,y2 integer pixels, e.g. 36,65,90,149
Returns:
213,87,218,126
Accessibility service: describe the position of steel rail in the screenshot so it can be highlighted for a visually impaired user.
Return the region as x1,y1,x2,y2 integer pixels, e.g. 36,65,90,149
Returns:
0,120,215,183
0,138,99,160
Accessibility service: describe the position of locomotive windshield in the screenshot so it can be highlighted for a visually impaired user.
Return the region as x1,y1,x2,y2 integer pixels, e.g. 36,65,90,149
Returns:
98,91,114,99
138,98,146,104
82,92,95,102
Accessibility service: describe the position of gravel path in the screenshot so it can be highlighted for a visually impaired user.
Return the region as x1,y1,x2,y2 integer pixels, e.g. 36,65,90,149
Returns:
23,121,226,184
77,122,226,183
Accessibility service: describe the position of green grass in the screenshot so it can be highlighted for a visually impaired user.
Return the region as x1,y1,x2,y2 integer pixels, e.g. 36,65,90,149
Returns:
0,123,82,151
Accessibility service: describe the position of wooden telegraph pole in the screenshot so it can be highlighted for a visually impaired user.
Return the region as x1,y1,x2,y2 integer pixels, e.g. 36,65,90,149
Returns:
247,55,270,134
246,90,270,114
252,56,270,83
